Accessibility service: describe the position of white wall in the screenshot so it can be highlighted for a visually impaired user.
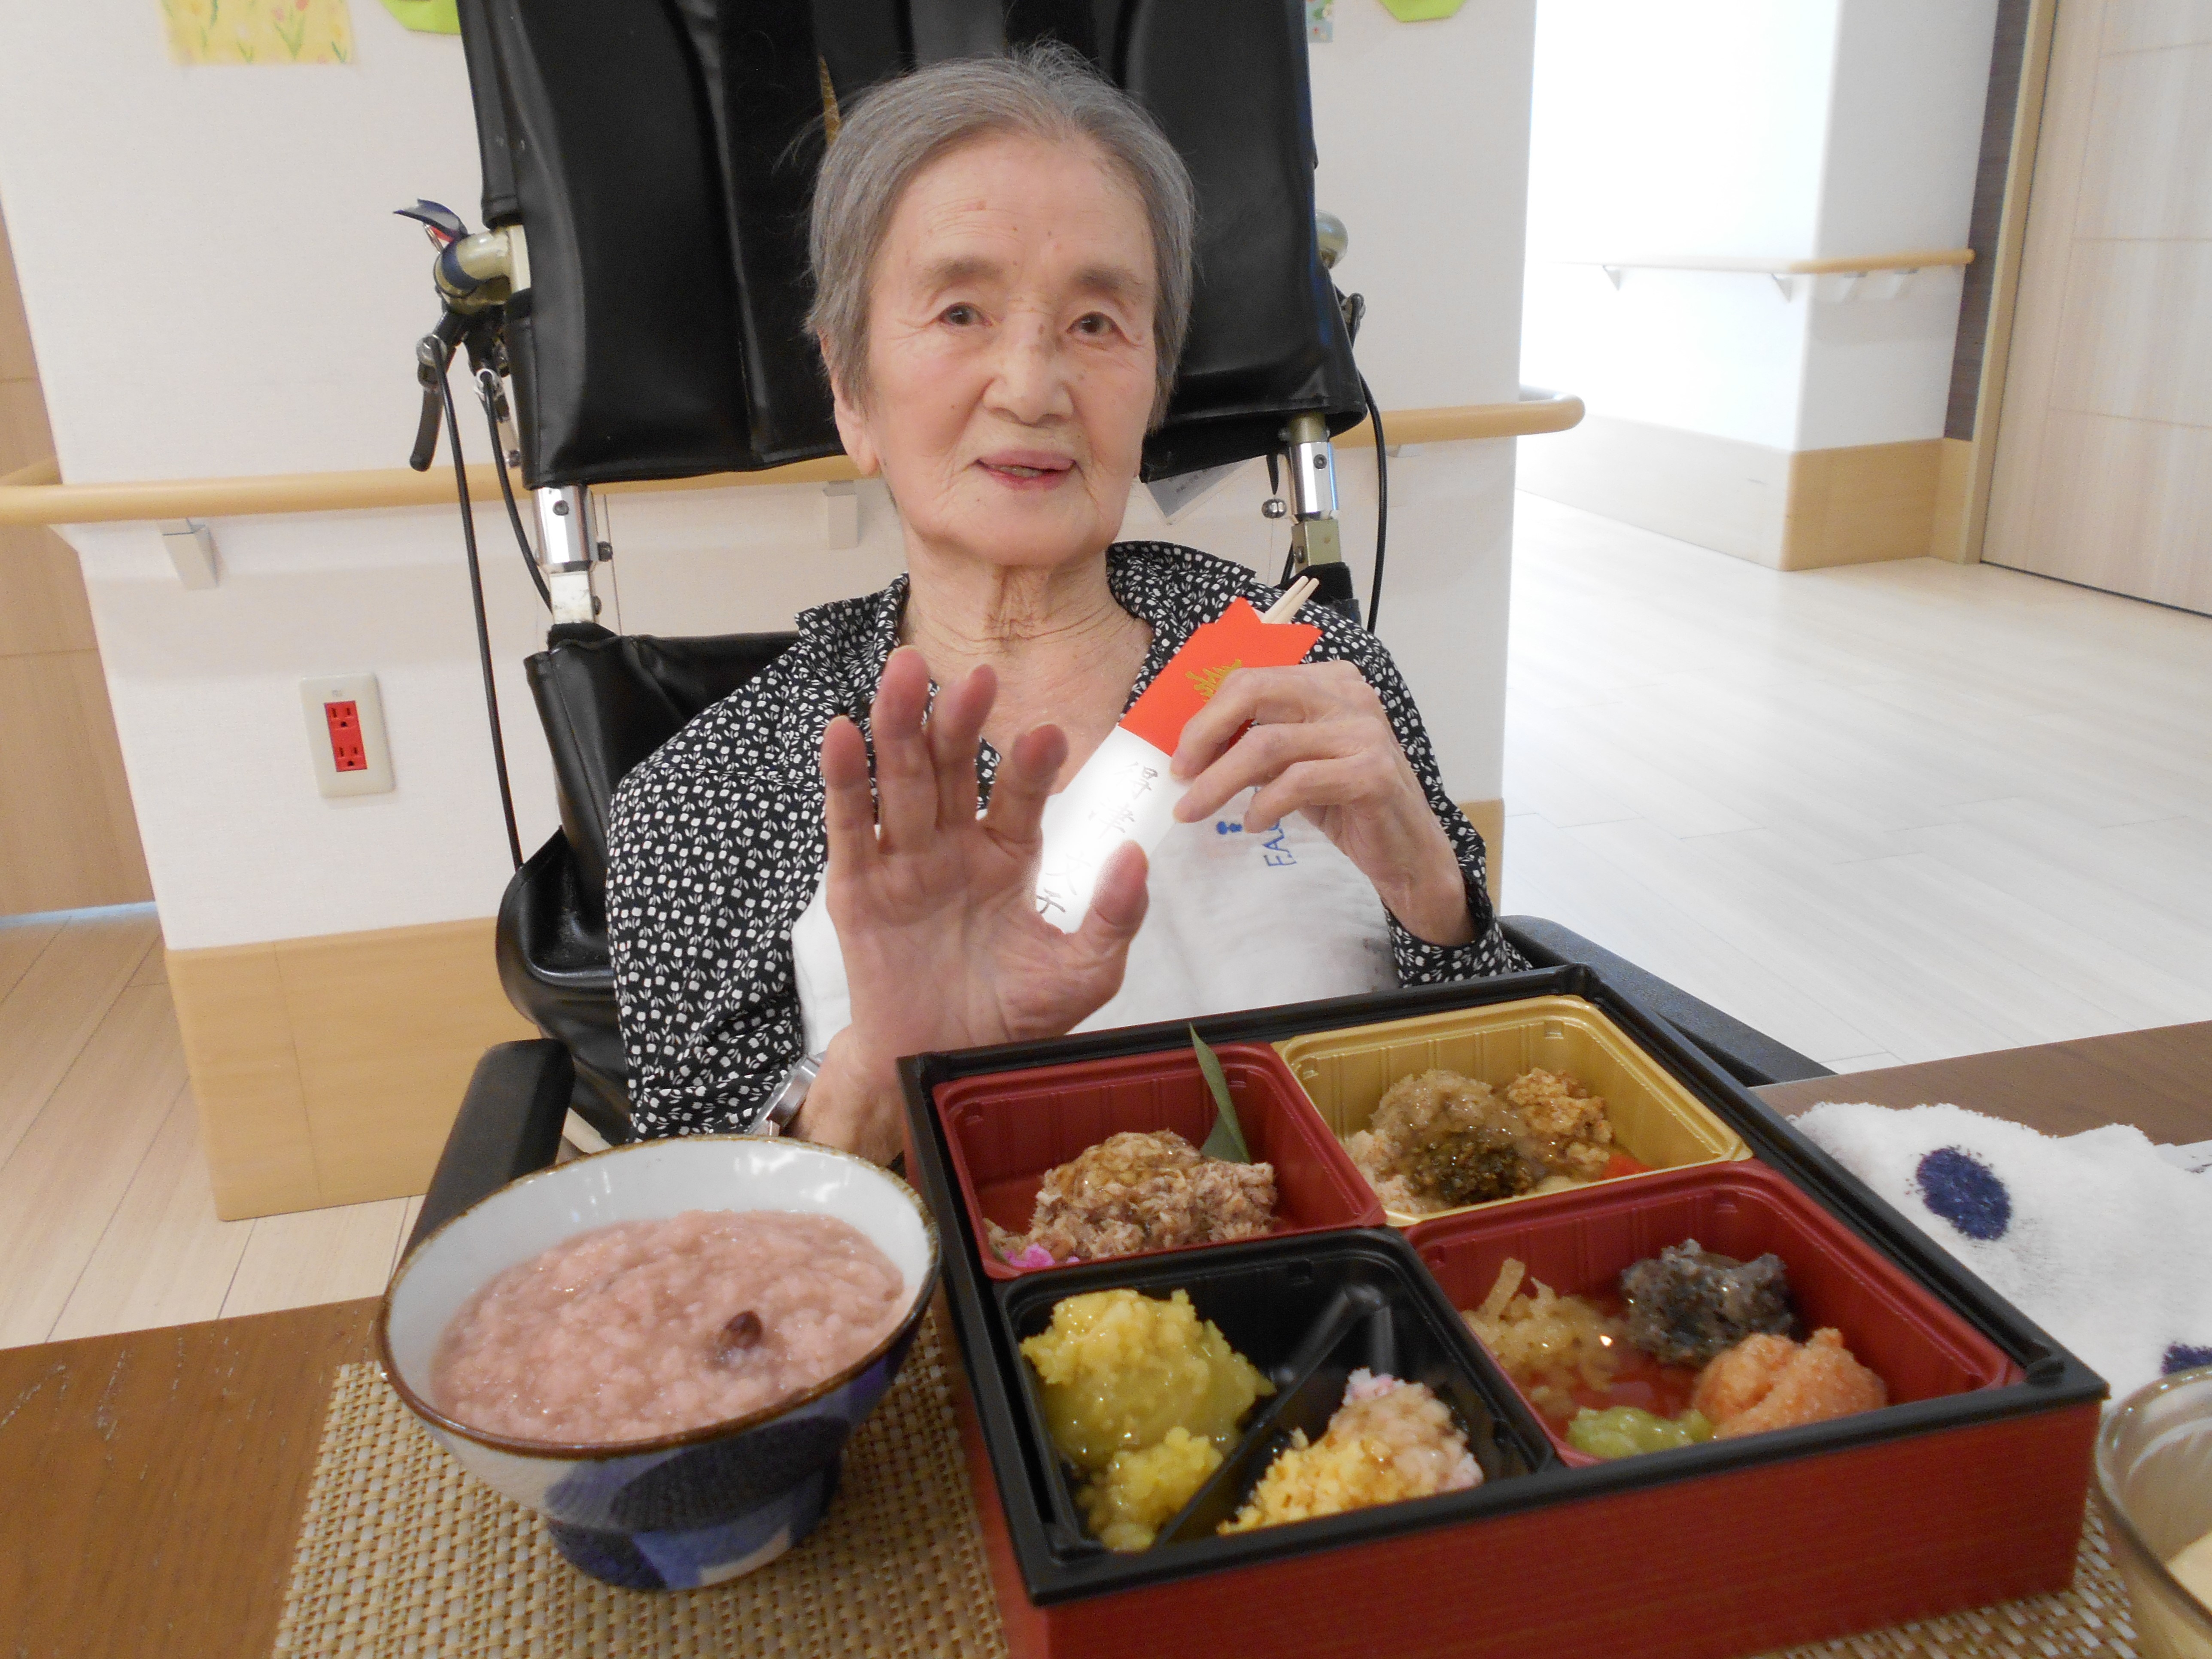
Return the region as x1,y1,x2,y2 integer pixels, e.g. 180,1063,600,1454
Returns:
1522,0,1835,449
1795,0,1998,450
1307,0,1536,806
0,0,1535,951
1521,0,1994,456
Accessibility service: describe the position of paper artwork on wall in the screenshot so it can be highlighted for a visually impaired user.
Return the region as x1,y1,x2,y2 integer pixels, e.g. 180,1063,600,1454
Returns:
163,0,357,64
377,0,458,33
1307,0,1334,42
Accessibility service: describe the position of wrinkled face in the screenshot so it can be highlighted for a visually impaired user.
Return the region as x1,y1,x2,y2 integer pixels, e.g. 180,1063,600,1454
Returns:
827,133,1160,574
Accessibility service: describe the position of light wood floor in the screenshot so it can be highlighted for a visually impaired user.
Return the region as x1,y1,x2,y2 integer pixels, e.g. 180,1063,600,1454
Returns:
1501,494,2212,1073
4,495,2208,1352
0,905,420,1352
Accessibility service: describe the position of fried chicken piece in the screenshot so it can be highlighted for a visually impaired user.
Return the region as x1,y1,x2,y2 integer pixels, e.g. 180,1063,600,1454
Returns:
997,1131,1277,1264
1692,1327,1887,1440
1503,1068,1614,1180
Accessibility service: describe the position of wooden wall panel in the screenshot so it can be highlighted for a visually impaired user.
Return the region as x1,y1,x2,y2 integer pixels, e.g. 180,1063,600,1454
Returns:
0,378,52,475
0,196,155,915
1929,438,1976,563
277,920,536,1207
1523,420,1951,573
168,942,320,1221
0,211,33,383
169,917,537,1219
0,651,153,915
1780,440,1946,571
1515,413,1790,566
0,523,97,657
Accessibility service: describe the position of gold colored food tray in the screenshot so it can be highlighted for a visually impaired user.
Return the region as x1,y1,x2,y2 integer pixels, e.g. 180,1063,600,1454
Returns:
1274,994,1751,1228
273,1308,2136,1659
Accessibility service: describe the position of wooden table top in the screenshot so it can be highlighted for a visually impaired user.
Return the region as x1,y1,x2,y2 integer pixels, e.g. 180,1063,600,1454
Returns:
0,1296,379,1658
4,1020,2205,1658
1755,1018,2212,1143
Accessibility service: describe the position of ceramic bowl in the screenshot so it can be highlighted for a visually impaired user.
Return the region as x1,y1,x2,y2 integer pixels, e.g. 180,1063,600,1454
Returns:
377,1136,940,1590
2095,1365,2212,1659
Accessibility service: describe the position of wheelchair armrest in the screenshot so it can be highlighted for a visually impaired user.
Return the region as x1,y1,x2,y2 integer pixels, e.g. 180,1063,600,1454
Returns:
403,1039,574,1262
1500,916,1832,1089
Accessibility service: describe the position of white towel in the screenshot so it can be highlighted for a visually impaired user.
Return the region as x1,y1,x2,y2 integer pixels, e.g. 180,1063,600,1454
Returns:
1793,1102,2212,1403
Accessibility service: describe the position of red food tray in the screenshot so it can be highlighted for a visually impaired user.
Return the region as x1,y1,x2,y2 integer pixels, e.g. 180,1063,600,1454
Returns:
1407,1160,2023,1465
933,1043,1382,1279
954,1373,2095,1659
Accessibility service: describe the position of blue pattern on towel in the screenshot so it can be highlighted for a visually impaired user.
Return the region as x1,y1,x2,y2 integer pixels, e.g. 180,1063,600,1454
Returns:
1914,1147,2012,1241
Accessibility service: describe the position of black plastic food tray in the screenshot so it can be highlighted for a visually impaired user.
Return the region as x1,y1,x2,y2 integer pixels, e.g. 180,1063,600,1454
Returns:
999,1230,1552,1572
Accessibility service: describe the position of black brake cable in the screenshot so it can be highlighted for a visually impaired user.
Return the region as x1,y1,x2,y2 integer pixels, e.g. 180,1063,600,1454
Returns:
478,373,551,609
1362,372,1389,631
438,366,525,870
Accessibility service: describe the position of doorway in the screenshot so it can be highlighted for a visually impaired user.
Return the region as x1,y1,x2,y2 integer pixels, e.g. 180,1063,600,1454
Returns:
1985,0,2212,615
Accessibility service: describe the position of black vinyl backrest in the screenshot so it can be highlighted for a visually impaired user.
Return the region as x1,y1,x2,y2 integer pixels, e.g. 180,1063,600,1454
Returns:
456,0,1363,488
526,624,798,918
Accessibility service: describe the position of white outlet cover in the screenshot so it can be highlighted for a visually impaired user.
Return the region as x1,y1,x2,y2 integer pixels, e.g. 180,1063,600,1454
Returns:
301,673,395,797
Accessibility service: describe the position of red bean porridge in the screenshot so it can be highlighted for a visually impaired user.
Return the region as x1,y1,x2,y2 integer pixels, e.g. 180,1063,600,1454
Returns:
432,1209,908,1444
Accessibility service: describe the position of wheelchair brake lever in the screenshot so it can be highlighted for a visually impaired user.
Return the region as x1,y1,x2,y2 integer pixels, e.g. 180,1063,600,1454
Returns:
409,310,470,471
409,382,444,472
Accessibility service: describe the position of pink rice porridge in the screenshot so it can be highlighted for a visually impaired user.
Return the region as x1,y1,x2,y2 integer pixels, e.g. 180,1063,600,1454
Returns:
432,1209,907,1444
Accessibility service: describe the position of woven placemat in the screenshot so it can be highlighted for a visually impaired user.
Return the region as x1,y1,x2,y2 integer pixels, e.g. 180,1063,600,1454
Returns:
275,1316,2140,1659
273,1312,1006,1658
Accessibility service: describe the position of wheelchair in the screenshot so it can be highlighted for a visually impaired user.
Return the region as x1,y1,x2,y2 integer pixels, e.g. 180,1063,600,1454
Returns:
402,0,1829,1255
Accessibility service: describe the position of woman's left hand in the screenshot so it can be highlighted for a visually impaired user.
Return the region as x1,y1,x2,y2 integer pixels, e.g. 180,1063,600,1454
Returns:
1170,661,1475,945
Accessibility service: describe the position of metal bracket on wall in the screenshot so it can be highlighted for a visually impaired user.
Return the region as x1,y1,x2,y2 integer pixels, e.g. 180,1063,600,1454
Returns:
157,519,219,589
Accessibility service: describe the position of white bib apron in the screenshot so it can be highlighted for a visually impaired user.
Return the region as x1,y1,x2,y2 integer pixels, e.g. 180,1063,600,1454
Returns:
790,791,1396,1055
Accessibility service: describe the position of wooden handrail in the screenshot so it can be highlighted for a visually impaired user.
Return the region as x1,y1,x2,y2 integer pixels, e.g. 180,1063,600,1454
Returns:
1567,249,1973,276
0,392,1582,528
1338,391,1583,445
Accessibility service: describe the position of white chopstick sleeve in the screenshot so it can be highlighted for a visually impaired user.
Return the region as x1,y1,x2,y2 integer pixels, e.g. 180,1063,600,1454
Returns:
1031,725,1190,932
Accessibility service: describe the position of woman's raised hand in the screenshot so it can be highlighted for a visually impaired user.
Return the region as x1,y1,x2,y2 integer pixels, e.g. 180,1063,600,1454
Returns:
796,647,1149,1161
1169,661,1474,947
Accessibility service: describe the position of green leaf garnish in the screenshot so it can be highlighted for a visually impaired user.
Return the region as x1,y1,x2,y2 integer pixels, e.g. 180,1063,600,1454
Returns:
1191,1026,1250,1164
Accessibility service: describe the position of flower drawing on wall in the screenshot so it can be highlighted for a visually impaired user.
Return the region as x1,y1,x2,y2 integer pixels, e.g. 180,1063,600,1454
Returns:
161,0,356,64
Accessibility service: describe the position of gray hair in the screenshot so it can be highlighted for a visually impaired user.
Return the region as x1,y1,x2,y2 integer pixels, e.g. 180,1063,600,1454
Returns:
806,45,1196,426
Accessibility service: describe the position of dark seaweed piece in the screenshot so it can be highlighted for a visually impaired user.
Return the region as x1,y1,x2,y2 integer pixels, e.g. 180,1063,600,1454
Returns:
1618,1240,1796,1366
1407,1125,1534,1207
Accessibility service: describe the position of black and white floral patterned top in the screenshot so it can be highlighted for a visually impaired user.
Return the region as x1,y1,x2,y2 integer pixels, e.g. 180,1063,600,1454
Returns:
605,541,1524,1136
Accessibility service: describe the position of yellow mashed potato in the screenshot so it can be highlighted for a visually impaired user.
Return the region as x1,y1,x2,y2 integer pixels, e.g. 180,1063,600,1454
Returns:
1020,1288,1272,1551
1081,1428,1223,1551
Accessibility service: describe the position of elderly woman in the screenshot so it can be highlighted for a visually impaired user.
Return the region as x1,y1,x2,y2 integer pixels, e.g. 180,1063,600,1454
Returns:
607,48,1522,1164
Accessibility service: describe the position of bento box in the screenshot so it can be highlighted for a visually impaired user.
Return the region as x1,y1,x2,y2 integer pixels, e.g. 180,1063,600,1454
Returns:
936,1042,1382,1281
1275,995,1749,1227
901,966,2106,1659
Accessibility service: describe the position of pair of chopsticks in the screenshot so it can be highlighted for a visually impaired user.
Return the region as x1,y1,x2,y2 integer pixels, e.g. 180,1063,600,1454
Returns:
1261,574,1319,626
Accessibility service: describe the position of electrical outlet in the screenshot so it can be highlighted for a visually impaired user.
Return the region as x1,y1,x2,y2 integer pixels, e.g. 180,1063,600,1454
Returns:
301,674,394,797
